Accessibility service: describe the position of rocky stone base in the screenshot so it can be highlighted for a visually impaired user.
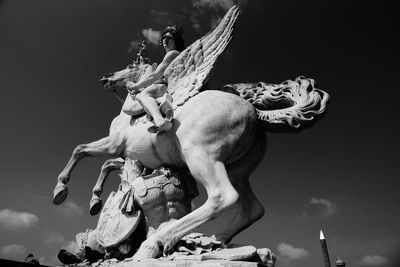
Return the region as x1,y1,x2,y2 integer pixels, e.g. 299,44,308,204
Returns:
112,260,268,267
59,244,275,267
81,259,269,267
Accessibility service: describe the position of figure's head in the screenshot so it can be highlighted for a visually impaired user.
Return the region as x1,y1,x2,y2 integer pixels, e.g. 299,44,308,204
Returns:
160,25,185,52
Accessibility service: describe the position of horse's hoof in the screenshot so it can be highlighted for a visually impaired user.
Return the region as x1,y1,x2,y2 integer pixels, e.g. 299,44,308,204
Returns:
53,184,68,205
131,238,162,261
89,196,103,216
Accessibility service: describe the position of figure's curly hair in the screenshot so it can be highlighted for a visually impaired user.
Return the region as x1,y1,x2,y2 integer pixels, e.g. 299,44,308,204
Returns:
160,25,186,52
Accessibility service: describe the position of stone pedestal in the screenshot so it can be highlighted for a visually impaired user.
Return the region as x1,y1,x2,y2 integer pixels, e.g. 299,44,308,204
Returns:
120,260,268,267
86,259,269,267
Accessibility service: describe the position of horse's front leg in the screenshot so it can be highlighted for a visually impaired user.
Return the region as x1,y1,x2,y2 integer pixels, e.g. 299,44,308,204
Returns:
53,136,123,205
89,157,124,215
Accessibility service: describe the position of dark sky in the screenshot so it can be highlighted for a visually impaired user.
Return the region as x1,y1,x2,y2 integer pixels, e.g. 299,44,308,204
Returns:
0,0,399,266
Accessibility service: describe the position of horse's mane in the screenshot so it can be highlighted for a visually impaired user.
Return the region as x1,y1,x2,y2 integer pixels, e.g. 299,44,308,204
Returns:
222,77,330,132
128,62,156,83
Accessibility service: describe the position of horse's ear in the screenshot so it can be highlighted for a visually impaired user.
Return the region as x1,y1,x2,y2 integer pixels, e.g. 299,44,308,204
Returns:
127,62,139,69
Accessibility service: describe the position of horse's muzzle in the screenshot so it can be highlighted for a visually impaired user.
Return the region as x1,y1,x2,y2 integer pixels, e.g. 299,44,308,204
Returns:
100,77,111,87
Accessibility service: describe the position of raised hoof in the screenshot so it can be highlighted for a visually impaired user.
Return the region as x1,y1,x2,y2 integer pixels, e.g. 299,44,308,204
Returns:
53,184,69,205
89,196,103,216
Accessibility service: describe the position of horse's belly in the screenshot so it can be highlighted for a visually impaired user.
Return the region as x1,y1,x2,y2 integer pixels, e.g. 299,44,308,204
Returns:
124,123,183,169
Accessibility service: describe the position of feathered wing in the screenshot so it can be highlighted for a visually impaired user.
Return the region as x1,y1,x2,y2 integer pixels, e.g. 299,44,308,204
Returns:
164,5,239,108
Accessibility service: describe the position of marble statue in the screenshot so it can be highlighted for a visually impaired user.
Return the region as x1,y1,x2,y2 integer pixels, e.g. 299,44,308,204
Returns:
53,5,329,263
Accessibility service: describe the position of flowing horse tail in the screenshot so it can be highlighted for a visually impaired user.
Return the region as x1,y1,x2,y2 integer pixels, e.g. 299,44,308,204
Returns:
221,76,330,132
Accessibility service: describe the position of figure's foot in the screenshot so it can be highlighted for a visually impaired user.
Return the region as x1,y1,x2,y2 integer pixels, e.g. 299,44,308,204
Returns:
148,119,172,134
53,183,69,205
89,195,102,216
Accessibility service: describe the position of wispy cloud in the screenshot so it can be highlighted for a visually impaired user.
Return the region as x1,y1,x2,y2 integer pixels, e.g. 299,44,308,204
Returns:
301,197,338,219
129,28,161,53
142,28,161,46
128,40,142,53
55,199,84,217
42,230,66,247
0,209,39,231
328,236,398,267
0,244,28,261
277,243,310,260
62,240,80,255
359,255,389,265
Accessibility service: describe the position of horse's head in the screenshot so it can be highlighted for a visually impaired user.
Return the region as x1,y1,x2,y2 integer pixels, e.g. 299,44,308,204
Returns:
100,62,156,90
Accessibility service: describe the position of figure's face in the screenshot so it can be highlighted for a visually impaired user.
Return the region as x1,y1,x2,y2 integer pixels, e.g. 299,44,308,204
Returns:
162,32,176,51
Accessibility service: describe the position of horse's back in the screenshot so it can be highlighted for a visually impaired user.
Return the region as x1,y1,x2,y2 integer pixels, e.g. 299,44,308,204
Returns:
175,90,258,164
122,90,258,169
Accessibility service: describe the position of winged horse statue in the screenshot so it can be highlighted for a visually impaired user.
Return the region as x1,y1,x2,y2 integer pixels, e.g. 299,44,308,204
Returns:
52,6,329,260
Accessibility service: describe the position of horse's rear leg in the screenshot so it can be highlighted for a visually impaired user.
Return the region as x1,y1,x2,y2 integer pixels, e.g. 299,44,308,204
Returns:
215,130,267,243
217,179,265,243
89,157,124,215
53,136,122,205
131,148,239,261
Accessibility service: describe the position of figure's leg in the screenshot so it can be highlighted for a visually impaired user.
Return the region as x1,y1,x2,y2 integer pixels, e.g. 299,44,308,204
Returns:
122,95,145,116
136,84,171,132
215,130,267,243
130,147,239,261
54,137,123,205
90,157,124,215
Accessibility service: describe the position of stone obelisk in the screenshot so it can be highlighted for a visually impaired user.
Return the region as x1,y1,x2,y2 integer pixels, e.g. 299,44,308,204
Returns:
320,230,331,267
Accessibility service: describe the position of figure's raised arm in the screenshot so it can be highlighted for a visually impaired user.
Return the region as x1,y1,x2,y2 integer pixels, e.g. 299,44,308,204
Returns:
126,50,179,92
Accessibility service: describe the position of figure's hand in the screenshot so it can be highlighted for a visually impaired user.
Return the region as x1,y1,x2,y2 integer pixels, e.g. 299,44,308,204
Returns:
125,81,136,91
125,81,140,98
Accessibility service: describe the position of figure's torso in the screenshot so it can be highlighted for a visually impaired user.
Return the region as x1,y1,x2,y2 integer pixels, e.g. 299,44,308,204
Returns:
130,170,197,237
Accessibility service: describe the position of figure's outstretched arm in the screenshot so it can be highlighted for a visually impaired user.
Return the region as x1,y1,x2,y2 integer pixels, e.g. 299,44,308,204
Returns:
126,50,179,92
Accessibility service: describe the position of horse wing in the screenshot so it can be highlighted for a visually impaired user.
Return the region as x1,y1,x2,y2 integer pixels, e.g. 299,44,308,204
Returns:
164,5,239,108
